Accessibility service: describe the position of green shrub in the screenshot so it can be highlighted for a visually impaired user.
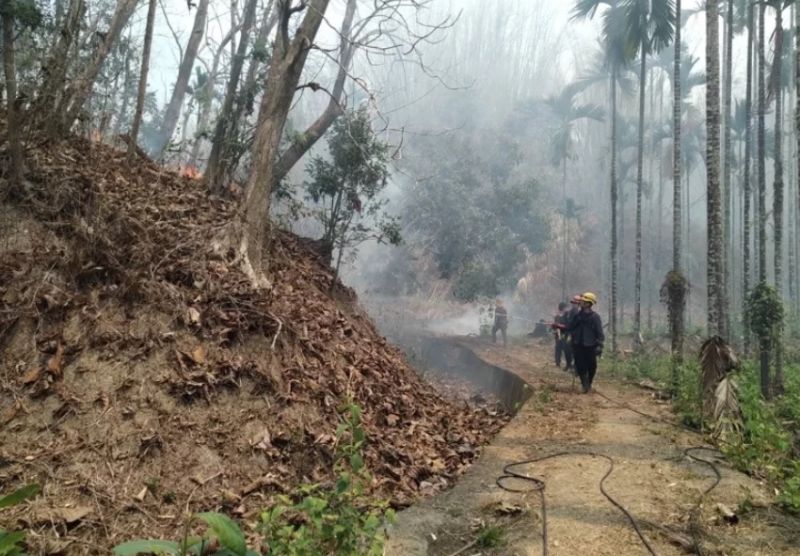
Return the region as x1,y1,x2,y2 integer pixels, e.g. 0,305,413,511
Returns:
778,461,800,514
608,352,800,514
258,404,394,556
722,370,791,477
722,363,800,514
672,360,702,429
475,524,505,548
114,403,394,556
0,484,40,556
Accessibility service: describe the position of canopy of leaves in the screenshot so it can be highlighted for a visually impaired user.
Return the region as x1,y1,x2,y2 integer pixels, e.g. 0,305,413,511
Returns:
622,0,675,58
402,133,550,301
747,281,784,339
542,81,605,166
305,108,400,260
0,0,43,29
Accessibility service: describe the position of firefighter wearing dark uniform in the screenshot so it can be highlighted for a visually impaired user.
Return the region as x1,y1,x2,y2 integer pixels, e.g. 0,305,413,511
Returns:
563,292,604,393
492,298,508,346
554,302,570,369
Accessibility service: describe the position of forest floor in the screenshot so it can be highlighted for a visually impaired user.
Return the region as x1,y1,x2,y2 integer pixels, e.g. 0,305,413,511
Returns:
386,336,800,556
0,137,507,553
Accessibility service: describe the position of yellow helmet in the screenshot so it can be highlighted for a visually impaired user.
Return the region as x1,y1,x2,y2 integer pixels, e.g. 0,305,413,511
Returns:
581,292,598,305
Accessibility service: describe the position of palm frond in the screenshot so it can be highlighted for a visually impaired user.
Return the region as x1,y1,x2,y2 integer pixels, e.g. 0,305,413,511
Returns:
731,0,750,33
602,4,635,68
700,336,739,398
713,375,743,442
730,99,747,138
573,103,606,122
574,46,636,97
650,120,672,144
649,0,676,52
572,0,613,21
623,0,675,56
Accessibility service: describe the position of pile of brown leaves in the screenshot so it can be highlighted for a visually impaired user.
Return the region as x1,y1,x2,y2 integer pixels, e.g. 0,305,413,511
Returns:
0,137,507,553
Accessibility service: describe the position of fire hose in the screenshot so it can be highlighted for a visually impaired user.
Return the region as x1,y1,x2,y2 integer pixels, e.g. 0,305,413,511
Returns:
494,386,723,555
496,450,658,556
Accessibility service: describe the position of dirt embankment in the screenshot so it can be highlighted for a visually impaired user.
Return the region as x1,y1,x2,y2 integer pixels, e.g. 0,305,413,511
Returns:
0,137,506,553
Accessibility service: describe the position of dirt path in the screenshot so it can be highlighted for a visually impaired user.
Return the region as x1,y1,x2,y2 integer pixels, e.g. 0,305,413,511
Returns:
386,337,800,556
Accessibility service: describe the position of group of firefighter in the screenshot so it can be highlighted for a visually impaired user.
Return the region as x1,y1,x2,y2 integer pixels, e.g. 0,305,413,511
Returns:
490,292,604,394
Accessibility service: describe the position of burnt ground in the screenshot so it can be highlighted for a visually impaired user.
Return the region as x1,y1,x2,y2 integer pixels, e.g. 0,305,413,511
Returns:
387,336,800,556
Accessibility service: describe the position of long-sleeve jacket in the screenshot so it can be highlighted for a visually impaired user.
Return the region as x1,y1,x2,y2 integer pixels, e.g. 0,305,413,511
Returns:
564,310,604,348
494,306,508,327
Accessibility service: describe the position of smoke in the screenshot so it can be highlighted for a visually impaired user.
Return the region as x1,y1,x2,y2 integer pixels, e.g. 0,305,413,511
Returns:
359,289,553,341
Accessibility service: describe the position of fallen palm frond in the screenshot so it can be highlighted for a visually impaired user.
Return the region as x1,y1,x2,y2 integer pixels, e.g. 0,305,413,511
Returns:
699,336,741,437
713,374,743,442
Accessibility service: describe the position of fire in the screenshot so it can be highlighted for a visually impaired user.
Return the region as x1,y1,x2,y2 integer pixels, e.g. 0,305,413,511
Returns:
90,129,102,143
179,165,203,180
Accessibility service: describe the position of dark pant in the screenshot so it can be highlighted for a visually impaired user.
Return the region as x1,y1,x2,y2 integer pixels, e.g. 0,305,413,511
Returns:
554,339,573,368
573,345,598,392
492,323,507,346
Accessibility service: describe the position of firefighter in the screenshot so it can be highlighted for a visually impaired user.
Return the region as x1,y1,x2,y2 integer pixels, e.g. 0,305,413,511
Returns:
562,292,604,393
554,302,569,369
563,295,581,370
552,296,581,370
492,298,508,346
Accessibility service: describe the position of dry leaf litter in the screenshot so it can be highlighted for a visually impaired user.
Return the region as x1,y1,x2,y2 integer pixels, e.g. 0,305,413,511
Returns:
0,137,508,553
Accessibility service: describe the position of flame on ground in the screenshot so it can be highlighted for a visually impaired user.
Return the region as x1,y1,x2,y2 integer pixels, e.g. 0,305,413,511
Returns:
179,165,203,180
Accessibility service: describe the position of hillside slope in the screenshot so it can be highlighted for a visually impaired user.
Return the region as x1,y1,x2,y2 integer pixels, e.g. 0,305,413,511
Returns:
0,137,504,552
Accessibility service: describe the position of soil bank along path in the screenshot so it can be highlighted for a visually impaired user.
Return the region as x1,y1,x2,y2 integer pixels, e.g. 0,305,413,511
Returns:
386,337,799,556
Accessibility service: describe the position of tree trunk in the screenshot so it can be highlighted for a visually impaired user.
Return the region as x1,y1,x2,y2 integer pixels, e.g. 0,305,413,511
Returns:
686,163,692,331
56,0,138,136
773,4,785,394
113,33,135,136
760,337,771,398
561,156,568,302
620,186,625,334
788,11,797,317
673,0,682,275
610,73,619,358
758,3,767,283
722,0,734,340
756,2,771,398
54,0,66,27
128,0,157,163
743,0,755,354
634,48,647,348
706,0,724,337
205,0,273,192
774,6,785,297
795,2,800,316
188,25,240,168
150,0,209,158
2,4,23,193
179,101,194,161
669,0,684,390
653,73,664,334
271,0,357,185
232,0,331,285
34,0,85,134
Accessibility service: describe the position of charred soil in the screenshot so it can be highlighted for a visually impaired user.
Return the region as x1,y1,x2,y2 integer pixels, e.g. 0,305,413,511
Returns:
0,137,506,553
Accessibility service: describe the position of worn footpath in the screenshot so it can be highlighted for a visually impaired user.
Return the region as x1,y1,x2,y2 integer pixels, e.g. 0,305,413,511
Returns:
387,337,800,556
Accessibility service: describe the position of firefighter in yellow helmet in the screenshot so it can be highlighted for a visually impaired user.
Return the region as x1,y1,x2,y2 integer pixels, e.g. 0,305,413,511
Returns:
561,292,604,393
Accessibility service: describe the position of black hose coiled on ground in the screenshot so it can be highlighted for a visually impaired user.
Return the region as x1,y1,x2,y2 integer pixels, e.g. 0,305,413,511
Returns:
495,386,725,556
683,447,723,556
496,451,658,556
